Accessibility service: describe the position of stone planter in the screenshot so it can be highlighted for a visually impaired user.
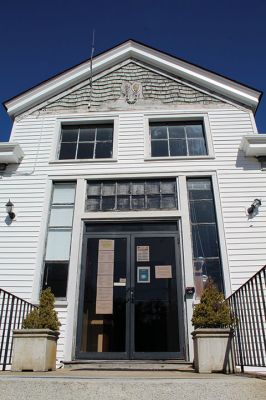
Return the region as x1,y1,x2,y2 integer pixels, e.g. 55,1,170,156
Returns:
192,328,235,374
11,329,59,372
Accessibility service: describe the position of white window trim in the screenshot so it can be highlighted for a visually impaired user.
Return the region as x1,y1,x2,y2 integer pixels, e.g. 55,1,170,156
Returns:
144,113,215,160
49,115,119,163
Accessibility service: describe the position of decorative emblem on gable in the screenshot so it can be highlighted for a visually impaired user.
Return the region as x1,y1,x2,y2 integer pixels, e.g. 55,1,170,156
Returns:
120,81,143,104
42,62,229,114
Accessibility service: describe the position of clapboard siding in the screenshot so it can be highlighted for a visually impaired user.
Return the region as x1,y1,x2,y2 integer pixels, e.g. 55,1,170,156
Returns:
1,105,266,361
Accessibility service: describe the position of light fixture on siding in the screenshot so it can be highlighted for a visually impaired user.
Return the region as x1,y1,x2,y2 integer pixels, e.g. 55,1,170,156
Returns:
5,199,15,220
247,198,261,216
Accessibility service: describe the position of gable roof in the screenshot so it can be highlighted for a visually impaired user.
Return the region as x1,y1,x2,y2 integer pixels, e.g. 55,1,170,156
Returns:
4,39,262,118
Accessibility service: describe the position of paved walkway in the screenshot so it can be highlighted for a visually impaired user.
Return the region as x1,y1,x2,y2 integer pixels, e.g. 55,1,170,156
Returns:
0,370,265,400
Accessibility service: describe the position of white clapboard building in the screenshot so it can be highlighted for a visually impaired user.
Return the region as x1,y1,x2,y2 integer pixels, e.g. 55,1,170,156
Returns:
0,40,265,366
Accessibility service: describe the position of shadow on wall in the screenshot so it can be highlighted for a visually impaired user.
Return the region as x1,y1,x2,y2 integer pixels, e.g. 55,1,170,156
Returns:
235,149,261,171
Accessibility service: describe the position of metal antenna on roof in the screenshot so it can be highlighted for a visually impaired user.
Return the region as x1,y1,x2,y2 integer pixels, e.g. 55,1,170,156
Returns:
88,29,95,108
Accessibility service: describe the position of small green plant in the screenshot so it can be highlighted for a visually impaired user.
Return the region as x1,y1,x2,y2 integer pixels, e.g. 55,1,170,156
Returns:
22,288,61,331
192,281,234,329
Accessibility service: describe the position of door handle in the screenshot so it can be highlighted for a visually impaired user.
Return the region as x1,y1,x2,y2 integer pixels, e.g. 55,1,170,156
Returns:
130,289,135,303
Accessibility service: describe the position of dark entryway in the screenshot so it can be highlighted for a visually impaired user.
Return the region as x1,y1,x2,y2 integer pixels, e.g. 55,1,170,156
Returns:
76,222,184,360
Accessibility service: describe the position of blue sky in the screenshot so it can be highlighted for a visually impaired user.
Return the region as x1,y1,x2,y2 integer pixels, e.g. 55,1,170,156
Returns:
1,0,266,141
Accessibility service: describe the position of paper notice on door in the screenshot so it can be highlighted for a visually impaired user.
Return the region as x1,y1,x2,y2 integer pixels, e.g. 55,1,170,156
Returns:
97,274,113,288
137,246,150,262
98,262,114,276
96,287,113,301
155,265,172,279
99,239,115,252
96,239,115,314
98,251,114,263
96,288,113,314
96,300,113,315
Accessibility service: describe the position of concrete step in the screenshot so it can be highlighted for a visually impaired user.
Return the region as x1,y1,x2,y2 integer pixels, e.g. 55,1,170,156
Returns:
63,360,194,371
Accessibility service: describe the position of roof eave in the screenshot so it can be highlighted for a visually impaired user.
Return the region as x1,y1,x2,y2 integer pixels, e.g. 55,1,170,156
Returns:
4,40,262,118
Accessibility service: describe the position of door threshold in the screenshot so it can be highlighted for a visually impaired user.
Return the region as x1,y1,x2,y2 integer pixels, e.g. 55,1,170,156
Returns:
63,360,193,371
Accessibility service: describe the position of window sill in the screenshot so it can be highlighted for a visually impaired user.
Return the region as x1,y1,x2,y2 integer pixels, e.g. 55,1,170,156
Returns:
49,158,117,165
144,156,215,161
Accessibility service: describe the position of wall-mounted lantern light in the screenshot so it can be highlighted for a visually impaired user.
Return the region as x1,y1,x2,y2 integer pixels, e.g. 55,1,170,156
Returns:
5,199,15,220
247,198,262,216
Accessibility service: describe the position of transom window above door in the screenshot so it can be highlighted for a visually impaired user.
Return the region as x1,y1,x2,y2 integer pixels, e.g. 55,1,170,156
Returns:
150,121,207,157
58,124,113,160
86,179,178,211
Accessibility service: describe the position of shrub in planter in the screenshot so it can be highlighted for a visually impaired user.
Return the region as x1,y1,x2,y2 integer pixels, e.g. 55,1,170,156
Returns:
191,281,235,374
12,288,61,372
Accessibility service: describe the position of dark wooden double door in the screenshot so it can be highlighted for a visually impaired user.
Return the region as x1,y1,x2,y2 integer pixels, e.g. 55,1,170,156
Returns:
76,222,184,360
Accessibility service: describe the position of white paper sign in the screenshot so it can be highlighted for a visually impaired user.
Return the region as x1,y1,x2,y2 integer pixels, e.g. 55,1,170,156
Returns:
155,265,172,279
137,246,150,262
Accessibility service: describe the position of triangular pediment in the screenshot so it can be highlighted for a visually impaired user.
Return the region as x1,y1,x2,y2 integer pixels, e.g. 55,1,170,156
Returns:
5,40,261,118
43,60,225,113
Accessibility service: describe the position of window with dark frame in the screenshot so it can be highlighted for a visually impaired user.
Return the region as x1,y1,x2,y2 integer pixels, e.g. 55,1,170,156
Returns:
187,178,223,299
58,124,114,160
86,179,178,212
150,121,207,157
42,183,76,298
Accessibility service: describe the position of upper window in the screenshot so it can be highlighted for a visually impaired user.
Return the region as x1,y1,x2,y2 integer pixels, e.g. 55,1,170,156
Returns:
150,121,207,157
86,179,178,212
58,124,113,160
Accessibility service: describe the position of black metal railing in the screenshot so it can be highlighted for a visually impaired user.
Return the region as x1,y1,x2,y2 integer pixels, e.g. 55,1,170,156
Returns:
0,289,37,370
227,265,266,372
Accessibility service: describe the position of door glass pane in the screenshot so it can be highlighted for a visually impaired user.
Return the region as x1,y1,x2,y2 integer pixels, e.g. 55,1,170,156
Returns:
134,236,180,353
80,237,127,353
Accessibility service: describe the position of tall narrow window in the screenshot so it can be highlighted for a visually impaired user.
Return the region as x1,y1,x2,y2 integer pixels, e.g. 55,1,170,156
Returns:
187,178,223,298
42,183,76,297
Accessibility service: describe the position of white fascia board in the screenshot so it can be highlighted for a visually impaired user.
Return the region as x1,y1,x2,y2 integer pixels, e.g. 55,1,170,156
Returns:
129,43,259,107
240,134,266,157
5,42,132,118
5,40,260,117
